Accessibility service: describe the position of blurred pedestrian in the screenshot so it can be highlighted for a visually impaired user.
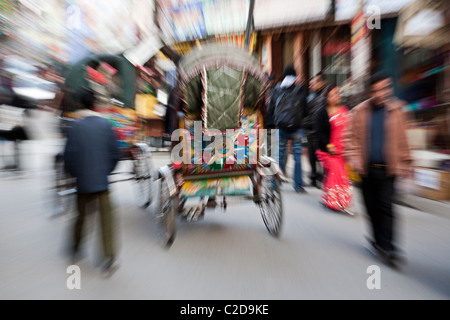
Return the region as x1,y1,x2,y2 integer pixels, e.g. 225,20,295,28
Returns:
347,72,412,268
0,58,14,105
316,84,352,212
64,88,120,277
304,72,327,188
264,72,278,160
270,65,308,193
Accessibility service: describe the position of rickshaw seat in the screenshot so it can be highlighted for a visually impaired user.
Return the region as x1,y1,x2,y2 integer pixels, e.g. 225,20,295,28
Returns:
176,44,267,179
178,107,263,178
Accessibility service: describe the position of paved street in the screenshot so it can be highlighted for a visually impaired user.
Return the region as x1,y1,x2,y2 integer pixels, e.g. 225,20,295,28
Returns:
1,111,450,300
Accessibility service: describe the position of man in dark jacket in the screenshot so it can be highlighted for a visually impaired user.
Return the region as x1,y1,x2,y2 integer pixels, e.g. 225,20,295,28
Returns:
347,72,412,268
304,72,327,188
64,88,120,277
270,65,308,193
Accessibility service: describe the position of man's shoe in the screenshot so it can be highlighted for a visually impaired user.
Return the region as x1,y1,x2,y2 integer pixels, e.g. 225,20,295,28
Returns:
386,251,407,269
365,238,405,269
67,245,85,265
295,187,307,194
365,238,389,261
71,251,85,265
365,240,380,258
101,258,119,278
310,180,320,189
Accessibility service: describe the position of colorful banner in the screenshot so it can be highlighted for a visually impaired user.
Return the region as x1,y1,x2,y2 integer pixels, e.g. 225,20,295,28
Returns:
180,108,262,176
159,0,207,43
351,9,370,82
172,1,206,42
104,105,138,151
181,176,252,198
159,0,249,43
351,11,367,45
215,32,257,53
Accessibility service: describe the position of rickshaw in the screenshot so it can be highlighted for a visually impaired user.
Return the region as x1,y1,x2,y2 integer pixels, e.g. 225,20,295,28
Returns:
157,44,285,247
52,53,155,215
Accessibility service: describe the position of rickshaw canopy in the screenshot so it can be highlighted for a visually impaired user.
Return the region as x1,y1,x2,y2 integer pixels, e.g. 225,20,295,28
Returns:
178,44,267,131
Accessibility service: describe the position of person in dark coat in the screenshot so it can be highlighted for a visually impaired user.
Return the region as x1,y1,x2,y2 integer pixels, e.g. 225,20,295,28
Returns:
315,84,352,213
270,65,308,193
304,72,327,188
346,72,412,268
64,88,120,277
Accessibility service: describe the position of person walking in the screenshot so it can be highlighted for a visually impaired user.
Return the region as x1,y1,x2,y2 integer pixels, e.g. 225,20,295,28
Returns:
315,84,352,213
270,65,308,193
304,72,327,188
346,72,412,268
264,72,278,160
64,88,120,277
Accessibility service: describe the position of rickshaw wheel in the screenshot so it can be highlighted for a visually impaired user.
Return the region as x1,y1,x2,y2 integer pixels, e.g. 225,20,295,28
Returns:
52,153,76,217
132,148,153,208
259,174,283,237
158,177,176,248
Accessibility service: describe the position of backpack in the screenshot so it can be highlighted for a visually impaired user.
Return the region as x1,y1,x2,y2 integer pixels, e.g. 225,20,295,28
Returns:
273,85,304,133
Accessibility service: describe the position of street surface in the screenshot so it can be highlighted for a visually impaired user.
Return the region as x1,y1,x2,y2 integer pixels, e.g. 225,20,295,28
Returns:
1,110,449,300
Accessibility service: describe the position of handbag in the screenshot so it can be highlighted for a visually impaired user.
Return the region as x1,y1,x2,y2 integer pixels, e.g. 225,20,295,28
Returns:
345,162,361,183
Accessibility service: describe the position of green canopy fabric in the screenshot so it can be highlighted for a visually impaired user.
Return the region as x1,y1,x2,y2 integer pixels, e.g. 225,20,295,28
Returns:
179,44,266,130
204,66,244,130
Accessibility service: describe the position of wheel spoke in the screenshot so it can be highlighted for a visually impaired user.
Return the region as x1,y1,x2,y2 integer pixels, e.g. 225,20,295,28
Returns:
259,175,282,237
53,156,75,217
158,178,176,247
134,151,152,208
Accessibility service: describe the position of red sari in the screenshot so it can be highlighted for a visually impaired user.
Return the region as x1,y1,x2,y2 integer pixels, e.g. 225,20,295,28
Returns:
316,106,351,211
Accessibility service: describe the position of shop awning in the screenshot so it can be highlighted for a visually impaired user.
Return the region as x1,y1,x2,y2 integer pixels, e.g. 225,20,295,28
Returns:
253,0,331,30
394,0,450,50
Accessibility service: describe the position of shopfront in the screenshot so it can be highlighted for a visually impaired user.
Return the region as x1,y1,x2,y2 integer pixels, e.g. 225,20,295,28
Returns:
321,25,351,87
255,0,332,82
393,0,450,200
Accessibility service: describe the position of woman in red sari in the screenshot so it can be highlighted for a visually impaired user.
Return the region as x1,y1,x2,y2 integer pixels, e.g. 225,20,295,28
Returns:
315,84,352,213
